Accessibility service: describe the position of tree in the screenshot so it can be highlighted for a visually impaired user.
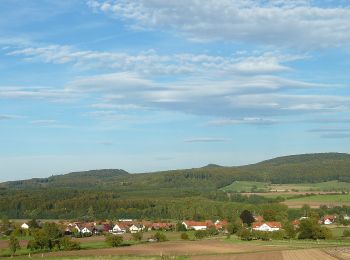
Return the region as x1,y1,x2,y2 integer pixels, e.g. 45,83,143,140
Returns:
283,222,296,239
240,210,255,227
59,237,80,251
105,234,123,247
176,222,187,232
298,219,332,240
9,235,20,256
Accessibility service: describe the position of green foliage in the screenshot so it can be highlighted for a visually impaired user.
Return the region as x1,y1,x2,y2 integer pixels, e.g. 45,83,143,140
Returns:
105,234,123,247
180,232,189,240
236,227,253,241
343,229,350,237
132,232,143,241
240,210,255,226
194,230,208,239
59,237,80,251
153,232,167,242
27,222,63,251
207,226,219,236
283,222,296,239
298,219,332,240
9,235,20,255
176,222,187,232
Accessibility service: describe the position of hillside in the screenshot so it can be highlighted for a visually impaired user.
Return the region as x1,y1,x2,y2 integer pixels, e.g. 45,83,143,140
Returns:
1,153,350,192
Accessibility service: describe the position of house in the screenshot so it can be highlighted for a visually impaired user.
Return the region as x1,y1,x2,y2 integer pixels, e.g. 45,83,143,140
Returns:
214,220,228,231
75,223,94,235
112,222,129,234
21,223,29,229
151,222,174,230
130,224,145,233
323,215,336,225
252,222,282,232
344,215,350,221
182,220,213,231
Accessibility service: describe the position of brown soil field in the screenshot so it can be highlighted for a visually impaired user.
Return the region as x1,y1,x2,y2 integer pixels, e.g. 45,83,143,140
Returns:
44,240,285,257
245,191,343,196
325,247,350,259
191,249,337,260
282,249,337,260
282,201,350,208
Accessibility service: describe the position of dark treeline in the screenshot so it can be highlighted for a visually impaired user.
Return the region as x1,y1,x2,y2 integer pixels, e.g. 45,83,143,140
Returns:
0,188,287,220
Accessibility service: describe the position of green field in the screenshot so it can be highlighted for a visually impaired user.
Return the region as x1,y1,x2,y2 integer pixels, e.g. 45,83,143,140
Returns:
220,181,269,192
222,180,350,193
286,194,350,203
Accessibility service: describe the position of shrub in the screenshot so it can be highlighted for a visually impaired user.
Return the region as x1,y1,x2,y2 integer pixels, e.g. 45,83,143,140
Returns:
207,226,219,236
132,232,143,241
343,229,350,237
180,232,189,240
236,228,253,241
105,234,123,247
59,237,80,251
153,232,167,242
194,230,208,239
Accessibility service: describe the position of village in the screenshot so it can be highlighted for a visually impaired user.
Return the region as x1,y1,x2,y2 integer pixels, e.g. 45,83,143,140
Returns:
14,213,347,238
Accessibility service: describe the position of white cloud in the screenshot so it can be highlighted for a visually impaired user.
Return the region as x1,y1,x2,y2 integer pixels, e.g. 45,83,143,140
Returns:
6,44,301,75
87,0,350,49
208,117,277,126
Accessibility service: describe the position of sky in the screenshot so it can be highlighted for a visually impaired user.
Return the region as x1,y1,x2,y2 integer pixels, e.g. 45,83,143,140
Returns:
1,0,350,181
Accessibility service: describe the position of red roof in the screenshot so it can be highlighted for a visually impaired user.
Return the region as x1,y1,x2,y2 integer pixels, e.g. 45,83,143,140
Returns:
323,215,335,221
254,216,264,222
292,220,300,226
151,222,173,229
183,220,213,227
252,221,282,229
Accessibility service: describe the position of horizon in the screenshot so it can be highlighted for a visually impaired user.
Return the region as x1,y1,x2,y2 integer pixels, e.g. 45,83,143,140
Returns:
1,1,350,181
1,151,347,182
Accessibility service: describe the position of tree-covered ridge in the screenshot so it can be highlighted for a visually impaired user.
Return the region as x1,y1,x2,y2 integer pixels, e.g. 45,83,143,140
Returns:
1,153,350,192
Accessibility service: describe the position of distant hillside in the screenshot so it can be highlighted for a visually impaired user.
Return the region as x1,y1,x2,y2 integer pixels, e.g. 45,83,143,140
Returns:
1,153,350,192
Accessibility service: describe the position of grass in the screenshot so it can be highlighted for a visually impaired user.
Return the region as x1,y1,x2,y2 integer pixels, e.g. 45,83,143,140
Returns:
330,227,350,238
221,181,269,192
286,194,350,203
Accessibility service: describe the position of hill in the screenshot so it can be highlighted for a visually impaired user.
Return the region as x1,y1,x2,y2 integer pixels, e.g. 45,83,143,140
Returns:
2,153,350,191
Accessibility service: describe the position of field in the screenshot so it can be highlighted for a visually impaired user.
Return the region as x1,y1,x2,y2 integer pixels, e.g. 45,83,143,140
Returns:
222,180,350,193
3,233,350,260
282,194,350,208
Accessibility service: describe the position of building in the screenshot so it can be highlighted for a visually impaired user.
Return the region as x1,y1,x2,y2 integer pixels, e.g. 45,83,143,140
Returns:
252,222,282,232
182,220,213,231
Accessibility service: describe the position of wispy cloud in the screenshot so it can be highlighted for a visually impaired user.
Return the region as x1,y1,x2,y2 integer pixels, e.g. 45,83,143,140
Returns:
87,0,350,49
321,133,350,139
208,117,278,126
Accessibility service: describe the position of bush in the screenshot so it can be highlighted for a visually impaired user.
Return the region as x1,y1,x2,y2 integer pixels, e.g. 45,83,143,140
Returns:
207,226,219,236
59,237,80,251
132,232,143,241
153,232,167,242
343,229,350,237
236,228,253,241
194,230,208,239
105,234,123,247
180,232,189,240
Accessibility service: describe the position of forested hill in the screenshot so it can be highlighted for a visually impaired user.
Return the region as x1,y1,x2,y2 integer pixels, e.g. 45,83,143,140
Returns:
1,153,350,191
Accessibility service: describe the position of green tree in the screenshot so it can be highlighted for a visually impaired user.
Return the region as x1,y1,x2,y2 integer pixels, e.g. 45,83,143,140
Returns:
236,227,253,241
175,222,187,231
298,219,332,240
194,230,208,239
9,235,20,256
283,222,296,239
240,210,255,227
105,234,123,247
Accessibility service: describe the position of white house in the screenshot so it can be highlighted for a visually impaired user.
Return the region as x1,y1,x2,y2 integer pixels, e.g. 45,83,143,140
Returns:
182,221,213,231
129,224,145,233
21,223,29,229
252,222,281,232
112,223,127,233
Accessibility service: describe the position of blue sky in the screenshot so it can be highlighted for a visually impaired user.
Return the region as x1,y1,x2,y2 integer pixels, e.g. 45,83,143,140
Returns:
1,0,350,181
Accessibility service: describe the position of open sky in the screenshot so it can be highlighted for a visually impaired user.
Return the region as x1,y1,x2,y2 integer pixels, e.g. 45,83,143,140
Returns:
1,0,350,181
